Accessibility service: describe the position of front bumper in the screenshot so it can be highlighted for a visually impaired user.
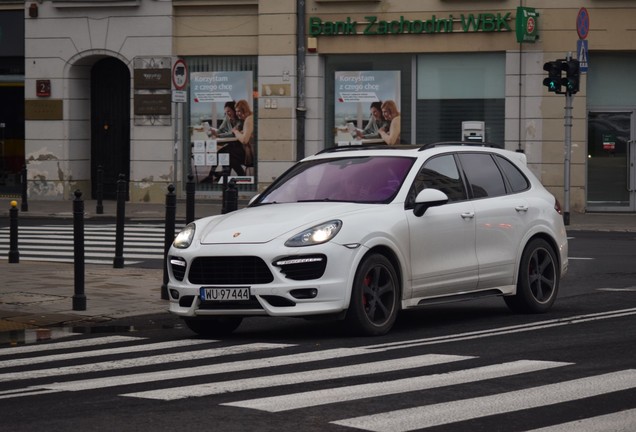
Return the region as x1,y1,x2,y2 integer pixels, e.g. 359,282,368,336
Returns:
167,241,361,318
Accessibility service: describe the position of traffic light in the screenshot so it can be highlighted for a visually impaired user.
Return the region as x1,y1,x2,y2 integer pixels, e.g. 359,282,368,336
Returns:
543,61,563,93
562,59,580,95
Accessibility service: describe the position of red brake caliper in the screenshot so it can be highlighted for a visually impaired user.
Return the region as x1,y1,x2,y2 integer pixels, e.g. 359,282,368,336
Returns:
362,274,372,306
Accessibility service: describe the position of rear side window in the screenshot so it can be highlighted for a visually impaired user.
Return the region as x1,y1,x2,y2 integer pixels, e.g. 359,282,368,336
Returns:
495,155,530,193
457,153,506,199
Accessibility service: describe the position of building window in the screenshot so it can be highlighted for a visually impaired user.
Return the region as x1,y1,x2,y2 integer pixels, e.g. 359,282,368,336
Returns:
416,53,505,146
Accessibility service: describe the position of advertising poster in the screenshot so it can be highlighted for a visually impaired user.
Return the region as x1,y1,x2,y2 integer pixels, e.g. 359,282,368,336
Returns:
189,71,255,184
334,71,401,145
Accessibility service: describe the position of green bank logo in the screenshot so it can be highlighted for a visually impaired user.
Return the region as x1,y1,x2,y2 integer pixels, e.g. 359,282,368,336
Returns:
309,14,511,36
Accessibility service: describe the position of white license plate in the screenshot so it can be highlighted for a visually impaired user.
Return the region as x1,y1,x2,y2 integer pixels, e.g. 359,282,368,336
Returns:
200,287,250,302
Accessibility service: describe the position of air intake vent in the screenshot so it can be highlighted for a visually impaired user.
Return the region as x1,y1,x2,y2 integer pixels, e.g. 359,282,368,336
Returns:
189,256,274,285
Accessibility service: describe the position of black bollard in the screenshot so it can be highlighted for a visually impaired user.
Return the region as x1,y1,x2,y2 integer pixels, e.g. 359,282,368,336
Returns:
113,174,126,268
20,165,28,212
223,178,238,214
8,200,19,264
96,165,104,215
161,184,176,300
185,174,195,224
72,190,86,311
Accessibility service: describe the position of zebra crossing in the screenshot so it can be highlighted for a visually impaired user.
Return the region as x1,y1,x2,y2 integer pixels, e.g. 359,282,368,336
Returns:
0,223,178,265
0,335,634,430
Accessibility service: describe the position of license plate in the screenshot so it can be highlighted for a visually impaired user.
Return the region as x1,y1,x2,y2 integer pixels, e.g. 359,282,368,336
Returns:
200,287,250,302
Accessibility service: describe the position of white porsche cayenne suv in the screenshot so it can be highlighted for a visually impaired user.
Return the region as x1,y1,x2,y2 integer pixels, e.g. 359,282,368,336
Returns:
167,143,568,336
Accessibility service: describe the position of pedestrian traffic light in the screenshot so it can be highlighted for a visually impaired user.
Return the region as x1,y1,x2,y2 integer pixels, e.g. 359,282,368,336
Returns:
543,61,563,93
562,59,580,95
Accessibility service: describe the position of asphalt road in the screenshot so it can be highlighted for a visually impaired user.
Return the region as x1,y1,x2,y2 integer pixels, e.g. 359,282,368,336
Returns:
0,231,635,431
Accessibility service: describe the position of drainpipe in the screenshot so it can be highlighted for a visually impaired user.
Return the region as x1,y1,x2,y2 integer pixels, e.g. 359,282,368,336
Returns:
296,0,307,160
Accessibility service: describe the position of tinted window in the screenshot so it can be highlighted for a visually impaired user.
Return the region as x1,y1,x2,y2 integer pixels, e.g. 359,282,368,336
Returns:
457,153,506,198
407,154,467,206
495,155,530,193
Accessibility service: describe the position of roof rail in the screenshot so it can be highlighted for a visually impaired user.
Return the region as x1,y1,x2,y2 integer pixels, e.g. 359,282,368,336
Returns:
418,141,504,151
317,144,409,154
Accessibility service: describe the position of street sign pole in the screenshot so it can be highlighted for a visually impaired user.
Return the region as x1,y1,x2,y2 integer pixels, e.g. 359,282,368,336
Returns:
172,59,188,189
563,52,573,226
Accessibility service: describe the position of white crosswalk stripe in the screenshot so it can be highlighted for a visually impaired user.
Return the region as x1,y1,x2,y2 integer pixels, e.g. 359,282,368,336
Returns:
0,336,634,430
0,223,178,265
331,370,636,431
222,359,570,412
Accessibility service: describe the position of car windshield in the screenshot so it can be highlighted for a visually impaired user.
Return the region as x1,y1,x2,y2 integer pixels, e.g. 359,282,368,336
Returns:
257,156,415,204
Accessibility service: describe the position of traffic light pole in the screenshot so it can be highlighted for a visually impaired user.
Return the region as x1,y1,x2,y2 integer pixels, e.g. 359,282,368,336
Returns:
542,52,579,226
562,52,573,226
563,91,573,226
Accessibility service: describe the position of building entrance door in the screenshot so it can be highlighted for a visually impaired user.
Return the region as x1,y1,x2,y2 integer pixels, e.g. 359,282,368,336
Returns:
90,57,130,200
587,110,636,211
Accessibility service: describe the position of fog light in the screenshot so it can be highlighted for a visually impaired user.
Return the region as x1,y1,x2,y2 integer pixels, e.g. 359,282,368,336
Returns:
290,288,318,299
169,289,180,300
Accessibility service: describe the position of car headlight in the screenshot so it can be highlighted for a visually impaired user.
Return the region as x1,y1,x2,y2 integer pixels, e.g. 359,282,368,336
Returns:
285,220,342,247
173,223,196,249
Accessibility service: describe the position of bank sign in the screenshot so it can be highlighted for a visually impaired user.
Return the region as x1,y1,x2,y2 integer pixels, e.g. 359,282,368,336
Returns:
309,13,512,36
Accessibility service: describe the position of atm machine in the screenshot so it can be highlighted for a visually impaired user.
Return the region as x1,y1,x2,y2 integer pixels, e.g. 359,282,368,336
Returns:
461,121,485,143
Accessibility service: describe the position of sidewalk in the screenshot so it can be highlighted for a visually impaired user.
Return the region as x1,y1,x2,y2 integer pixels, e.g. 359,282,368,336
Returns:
1,197,635,343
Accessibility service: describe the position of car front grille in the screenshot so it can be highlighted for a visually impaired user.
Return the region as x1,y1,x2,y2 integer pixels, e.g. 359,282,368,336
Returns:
273,254,327,280
169,256,187,281
199,296,264,310
188,256,274,285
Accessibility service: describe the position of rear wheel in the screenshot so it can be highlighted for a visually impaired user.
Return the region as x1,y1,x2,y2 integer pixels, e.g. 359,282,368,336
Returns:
345,253,399,336
183,317,243,337
505,238,560,313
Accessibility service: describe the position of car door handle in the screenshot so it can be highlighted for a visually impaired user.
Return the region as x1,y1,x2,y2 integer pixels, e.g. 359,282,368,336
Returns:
515,205,529,213
461,211,475,219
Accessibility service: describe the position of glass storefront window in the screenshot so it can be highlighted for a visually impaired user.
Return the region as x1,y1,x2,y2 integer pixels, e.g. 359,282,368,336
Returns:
185,56,258,192
416,53,505,145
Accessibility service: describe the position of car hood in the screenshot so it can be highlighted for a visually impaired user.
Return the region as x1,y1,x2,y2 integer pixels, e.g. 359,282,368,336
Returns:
197,202,369,244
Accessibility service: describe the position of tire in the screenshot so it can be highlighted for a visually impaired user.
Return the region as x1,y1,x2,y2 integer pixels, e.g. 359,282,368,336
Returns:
183,317,243,337
505,238,560,314
345,253,400,336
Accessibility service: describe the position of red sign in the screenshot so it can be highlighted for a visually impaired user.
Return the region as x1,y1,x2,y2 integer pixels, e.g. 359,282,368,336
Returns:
36,80,51,97
527,16,535,34
172,59,188,90
577,7,590,40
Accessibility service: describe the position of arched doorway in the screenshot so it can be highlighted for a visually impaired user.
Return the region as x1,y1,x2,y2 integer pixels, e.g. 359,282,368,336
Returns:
91,57,130,200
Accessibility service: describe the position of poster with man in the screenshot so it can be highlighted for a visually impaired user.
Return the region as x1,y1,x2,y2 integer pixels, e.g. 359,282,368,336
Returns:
189,71,254,184
334,71,401,146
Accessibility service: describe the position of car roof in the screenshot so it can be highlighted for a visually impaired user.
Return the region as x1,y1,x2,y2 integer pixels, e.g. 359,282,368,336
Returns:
308,141,527,165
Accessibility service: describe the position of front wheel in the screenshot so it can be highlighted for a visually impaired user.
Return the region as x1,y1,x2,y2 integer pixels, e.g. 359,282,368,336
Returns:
345,253,399,336
183,317,243,337
505,238,560,314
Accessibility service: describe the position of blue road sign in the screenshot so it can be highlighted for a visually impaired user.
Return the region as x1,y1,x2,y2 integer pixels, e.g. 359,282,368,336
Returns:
577,39,589,73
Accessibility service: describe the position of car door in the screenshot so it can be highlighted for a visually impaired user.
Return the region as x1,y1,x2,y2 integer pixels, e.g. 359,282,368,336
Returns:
457,152,530,289
405,154,478,299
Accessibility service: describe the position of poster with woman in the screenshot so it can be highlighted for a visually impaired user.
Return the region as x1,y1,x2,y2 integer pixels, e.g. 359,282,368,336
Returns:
334,71,401,146
189,71,255,184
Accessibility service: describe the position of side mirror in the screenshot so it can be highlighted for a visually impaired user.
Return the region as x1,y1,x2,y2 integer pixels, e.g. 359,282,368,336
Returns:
413,189,449,217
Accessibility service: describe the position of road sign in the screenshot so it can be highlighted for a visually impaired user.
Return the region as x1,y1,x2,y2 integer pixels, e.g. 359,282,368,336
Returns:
576,7,589,40
172,59,188,90
577,39,589,73
172,90,187,103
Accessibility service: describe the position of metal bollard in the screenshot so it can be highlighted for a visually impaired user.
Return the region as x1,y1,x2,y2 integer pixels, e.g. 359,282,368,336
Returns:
8,200,19,263
161,184,176,300
222,178,238,214
20,165,28,212
96,165,104,215
113,174,126,268
72,190,86,311
186,174,195,224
